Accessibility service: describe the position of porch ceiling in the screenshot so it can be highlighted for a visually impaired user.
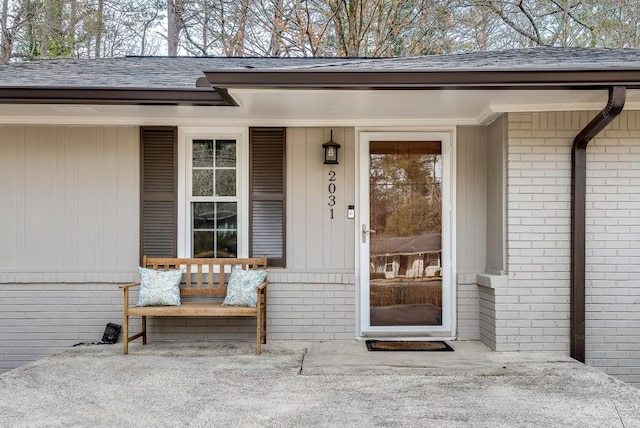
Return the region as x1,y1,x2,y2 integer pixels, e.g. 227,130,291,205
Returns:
2,87,640,126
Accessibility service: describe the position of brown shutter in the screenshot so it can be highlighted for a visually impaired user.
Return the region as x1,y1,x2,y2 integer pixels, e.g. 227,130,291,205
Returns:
250,127,286,267
140,127,177,259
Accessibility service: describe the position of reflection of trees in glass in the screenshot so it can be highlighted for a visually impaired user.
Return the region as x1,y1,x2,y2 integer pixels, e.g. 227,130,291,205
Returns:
370,152,441,237
215,140,236,167
192,202,237,258
192,140,236,197
193,231,237,258
215,169,236,196
192,169,213,196
216,231,237,257
190,138,238,258
193,140,214,167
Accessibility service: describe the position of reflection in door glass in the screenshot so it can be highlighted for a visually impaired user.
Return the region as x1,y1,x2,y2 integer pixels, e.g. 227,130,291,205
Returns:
369,141,442,326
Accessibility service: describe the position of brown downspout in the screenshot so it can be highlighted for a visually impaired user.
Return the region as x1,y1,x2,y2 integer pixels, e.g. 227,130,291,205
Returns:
571,86,626,363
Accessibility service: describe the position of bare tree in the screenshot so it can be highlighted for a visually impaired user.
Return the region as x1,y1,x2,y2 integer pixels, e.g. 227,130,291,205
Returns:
462,0,599,48
167,0,183,55
94,0,103,57
0,0,16,62
6,0,640,62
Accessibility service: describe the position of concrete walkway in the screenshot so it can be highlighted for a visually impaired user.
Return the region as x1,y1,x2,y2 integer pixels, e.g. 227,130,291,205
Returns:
1,340,639,427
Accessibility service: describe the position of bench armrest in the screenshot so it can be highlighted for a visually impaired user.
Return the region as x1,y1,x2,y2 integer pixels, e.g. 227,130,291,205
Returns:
257,280,268,291
119,282,140,290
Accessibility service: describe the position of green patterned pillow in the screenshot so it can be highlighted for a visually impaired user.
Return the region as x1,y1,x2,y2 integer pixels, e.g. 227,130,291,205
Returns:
222,268,267,308
137,267,183,306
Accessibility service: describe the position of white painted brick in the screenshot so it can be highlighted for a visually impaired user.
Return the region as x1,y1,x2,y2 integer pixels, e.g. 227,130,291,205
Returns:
1,276,360,372
503,111,640,386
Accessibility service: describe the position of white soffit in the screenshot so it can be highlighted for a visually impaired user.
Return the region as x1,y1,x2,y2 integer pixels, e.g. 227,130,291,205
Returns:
1,88,640,126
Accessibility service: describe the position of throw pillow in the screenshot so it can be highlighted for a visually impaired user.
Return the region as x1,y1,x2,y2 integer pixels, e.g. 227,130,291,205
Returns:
137,267,183,306
222,268,267,308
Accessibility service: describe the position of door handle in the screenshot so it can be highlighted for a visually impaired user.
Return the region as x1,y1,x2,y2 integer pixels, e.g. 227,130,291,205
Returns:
362,224,376,243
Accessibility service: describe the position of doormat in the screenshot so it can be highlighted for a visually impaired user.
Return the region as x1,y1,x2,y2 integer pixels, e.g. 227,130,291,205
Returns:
365,340,454,352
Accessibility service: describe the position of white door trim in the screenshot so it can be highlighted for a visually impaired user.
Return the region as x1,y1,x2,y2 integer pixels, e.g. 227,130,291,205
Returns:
355,129,457,338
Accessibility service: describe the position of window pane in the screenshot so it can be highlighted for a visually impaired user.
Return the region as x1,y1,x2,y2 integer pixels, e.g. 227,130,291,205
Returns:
190,136,239,259
193,202,215,229
193,231,214,258
193,169,213,196
216,140,236,167
217,231,237,257
215,169,236,196
192,202,237,258
369,141,443,327
216,202,237,230
193,140,213,167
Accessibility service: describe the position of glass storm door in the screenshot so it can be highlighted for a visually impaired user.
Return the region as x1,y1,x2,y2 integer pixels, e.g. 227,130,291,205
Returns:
359,132,453,337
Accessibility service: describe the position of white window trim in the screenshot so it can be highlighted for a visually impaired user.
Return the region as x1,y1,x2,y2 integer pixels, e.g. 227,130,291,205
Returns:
177,126,249,258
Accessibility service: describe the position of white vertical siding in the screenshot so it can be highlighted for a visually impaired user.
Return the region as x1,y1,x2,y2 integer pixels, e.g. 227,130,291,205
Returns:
0,126,139,281
456,126,488,273
287,127,356,271
456,126,488,340
0,125,140,372
0,127,19,268
476,115,508,350
486,116,507,274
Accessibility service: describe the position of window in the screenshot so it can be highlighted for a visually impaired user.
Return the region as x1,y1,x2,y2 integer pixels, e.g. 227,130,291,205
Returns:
141,127,285,265
190,138,239,257
178,128,246,259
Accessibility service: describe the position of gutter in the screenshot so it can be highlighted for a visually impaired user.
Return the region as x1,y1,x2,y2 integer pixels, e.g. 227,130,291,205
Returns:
0,87,229,106
204,69,640,90
570,86,626,363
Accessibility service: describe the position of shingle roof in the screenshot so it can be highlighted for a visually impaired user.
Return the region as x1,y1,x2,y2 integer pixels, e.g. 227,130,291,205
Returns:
0,56,340,88
291,47,640,71
3,48,640,90
3,48,640,105
201,47,640,91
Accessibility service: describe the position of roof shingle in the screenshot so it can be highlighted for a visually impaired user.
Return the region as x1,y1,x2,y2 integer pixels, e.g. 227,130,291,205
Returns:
3,48,640,90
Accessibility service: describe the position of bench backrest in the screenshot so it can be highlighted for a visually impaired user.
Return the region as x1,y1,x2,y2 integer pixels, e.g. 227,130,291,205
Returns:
143,256,267,297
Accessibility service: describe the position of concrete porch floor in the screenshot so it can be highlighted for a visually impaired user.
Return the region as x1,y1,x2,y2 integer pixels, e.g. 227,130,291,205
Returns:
1,340,639,427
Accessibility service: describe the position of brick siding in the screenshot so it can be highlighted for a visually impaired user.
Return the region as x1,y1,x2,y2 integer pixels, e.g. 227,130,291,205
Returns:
505,111,640,387
0,272,355,373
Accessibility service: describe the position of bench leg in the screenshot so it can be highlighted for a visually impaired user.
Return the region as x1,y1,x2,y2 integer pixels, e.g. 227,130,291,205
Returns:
256,289,267,354
123,314,129,355
142,316,147,345
262,292,268,345
123,288,129,355
256,313,262,355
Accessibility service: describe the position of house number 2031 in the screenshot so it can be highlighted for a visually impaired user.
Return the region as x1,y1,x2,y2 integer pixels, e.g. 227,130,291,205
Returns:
328,170,336,219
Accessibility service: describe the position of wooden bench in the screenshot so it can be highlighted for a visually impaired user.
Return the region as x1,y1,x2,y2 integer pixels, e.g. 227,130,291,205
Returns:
120,256,268,355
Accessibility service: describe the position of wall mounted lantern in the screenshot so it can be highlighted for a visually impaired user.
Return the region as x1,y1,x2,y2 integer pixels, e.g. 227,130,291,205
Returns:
322,130,341,165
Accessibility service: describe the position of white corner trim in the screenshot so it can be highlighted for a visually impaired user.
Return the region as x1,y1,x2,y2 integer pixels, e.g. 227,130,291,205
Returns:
477,106,502,125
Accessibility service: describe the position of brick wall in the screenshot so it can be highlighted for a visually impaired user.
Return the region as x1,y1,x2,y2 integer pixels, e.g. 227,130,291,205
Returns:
583,112,640,387
505,111,640,387
479,287,496,349
0,272,355,373
144,272,356,342
256,271,356,340
0,284,125,372
457,274,480,340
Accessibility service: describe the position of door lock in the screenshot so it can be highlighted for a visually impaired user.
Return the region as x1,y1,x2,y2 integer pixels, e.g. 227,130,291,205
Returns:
362,224,376,243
